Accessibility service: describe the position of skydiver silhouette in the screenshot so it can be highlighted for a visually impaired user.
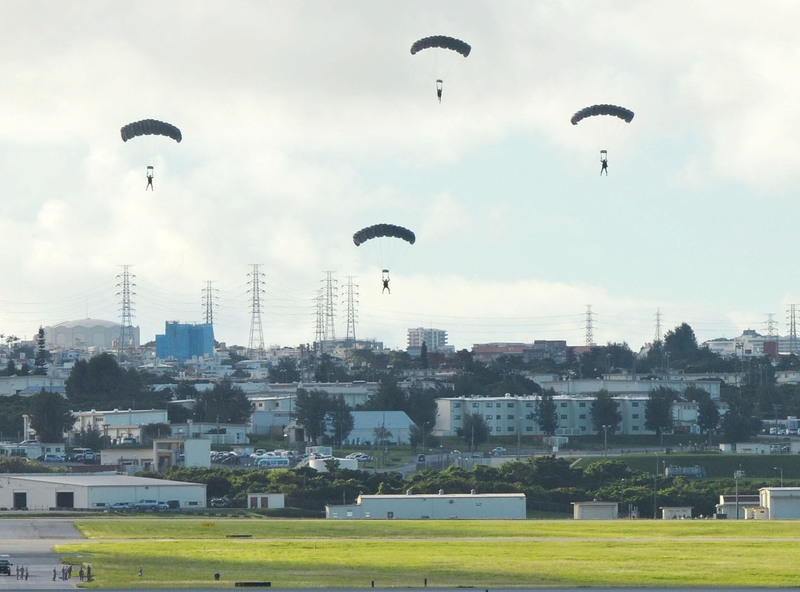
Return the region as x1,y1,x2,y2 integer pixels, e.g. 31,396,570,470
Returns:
382,278,390,294
436,79,443,103
146,166,154,191
600,158,608,176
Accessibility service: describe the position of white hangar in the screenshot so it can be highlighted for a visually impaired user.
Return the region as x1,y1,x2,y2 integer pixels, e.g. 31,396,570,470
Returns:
326,491,526,520
0,473,206,511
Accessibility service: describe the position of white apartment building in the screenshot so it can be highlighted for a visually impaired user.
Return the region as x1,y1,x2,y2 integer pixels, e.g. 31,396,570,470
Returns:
407,328,450,352
434,394,705,438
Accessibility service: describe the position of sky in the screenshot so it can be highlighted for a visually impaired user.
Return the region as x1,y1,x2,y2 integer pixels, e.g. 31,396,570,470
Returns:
0,1,798,352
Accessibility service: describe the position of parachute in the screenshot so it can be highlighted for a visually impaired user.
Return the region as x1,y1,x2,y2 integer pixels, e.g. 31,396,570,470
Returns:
120,119,182,143
353,224,416,247
410,35,471,58
570,105,634,126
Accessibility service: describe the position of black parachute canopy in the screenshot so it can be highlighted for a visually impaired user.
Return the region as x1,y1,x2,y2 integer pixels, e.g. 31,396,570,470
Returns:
353,224,416,247
120,119,182,143
410,35,471,57
570,104,634,126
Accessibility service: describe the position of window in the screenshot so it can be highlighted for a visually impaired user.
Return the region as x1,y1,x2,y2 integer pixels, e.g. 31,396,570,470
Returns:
496,427,502,432
485,415,493,421
507,402,514,408
632,425,639,431
496,415,501,420
472,403,479,408
632,402,639,407
485,403,493,408
560,414,568,419
632,413,639,419
560,402,567,407
454,402,461,408
496,403,502,408
580,426,586,432
525,426,533,432
507,415,515,420
454,415,461,420
579,402,586,408
525,402,533,408
579,414,586,419
507,426,515,432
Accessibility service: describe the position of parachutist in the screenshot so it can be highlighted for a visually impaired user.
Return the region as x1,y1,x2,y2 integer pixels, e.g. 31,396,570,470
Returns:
146,165,154,191
382,269,391,294
436,79,443,103
600,158,608,175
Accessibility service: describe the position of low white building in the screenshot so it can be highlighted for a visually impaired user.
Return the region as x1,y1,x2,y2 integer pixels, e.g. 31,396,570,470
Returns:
70,408,168,444
572,501,618,520
661,506,693,519
308,457,358,472
758,487,800,519
715,494,760,519
326,492,526,520
0,473,206,511
346,411,414,445
247,493,285,509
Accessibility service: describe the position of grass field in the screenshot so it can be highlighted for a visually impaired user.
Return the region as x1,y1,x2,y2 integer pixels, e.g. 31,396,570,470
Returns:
55,518,800,588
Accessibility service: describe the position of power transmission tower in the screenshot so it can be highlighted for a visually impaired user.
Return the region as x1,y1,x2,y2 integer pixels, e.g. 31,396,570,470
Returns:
788,305,798,355
116,265,136,358
765,313,777,338
654,308,663,343
314,288,325,350
584,305,595,347
343,276,359,345
323,271,337,342
247,264,266,359
202,280,217,326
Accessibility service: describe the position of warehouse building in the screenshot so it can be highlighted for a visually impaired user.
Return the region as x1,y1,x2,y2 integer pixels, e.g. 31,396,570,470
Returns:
0,473,206,511
326,491,526,520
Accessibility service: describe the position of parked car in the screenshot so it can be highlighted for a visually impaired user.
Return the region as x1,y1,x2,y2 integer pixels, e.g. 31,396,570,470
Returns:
107,502,135,513
210,497,233,508
0,556,11,576
42,454,65,463
491,447,507,456
134,499,162,511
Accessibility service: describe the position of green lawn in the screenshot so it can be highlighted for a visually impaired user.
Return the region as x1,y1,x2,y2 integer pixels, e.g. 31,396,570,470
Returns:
55,518,800,588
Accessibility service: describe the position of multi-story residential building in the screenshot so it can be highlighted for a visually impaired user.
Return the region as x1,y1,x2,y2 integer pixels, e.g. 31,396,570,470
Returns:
434,393,708,438
155,322,214,362
407,328,451,353
539,377,721,400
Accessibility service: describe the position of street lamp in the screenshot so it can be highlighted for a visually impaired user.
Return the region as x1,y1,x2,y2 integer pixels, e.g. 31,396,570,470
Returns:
734,469,745,520
774,466,784,488
653,451,659,519
602,425,610,457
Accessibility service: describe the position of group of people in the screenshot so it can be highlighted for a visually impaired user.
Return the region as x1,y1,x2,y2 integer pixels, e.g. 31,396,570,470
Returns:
52,564,91,581
15,565,29,580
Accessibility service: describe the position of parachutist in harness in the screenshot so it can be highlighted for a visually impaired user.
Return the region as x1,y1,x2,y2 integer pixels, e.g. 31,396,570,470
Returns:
146,165,154,191
600,150,608,176
382,269,391,294
436,79,443,103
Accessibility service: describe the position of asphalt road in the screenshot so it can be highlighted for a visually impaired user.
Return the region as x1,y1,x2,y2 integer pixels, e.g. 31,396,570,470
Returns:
0,518,82,590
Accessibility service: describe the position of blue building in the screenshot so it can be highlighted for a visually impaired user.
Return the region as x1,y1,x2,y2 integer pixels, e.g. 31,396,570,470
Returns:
155,322,214,361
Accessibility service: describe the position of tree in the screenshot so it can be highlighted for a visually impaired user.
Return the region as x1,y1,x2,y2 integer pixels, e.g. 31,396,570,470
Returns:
33,326,48,375
27,389,73,443
364,375,405,411
419,342,429,369
534,389,559,436
270,357,300,383
294,388,332,444
591,389,622,433
73,425,107,449
460,413,489,449
327,395,354,445
645,386,677,440
696,394,720,442
192,379,252,424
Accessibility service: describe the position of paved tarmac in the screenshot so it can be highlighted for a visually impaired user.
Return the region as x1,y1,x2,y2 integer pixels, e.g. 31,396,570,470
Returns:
0,518,81,589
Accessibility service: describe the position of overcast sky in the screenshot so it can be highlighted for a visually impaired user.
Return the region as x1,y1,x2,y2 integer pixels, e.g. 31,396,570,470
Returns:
0,1,797,352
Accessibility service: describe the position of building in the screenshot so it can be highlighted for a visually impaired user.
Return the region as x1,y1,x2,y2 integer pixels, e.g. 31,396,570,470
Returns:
407,328,451,353
346,411,415,445
471,341,568,365
44,318,139,350
572,501,619,520
70,408,169,444
715,494,760,519
539,377,721,401
247,493,285,509
0,473,206,511
155,322,214,362
0,376,65,397
326,492,526,520
756,487,800,519
170,421,248,446
434,393,711,438
100,438,211,473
